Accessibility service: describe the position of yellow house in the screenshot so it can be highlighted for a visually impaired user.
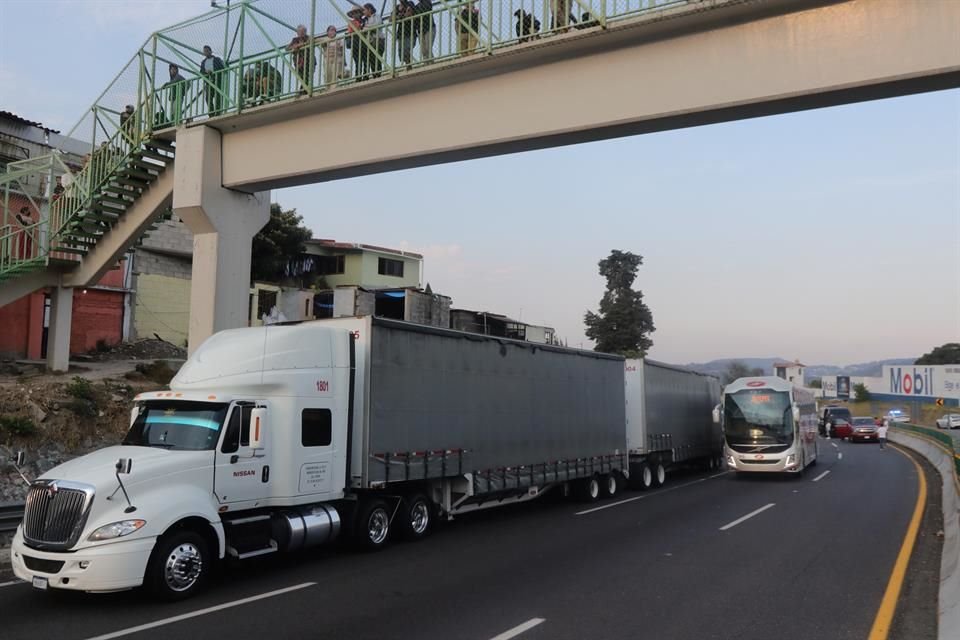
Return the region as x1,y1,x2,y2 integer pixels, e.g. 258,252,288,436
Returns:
304,239,422,290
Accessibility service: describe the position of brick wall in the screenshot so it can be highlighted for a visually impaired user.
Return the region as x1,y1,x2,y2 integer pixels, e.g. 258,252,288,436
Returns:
71,289,124,353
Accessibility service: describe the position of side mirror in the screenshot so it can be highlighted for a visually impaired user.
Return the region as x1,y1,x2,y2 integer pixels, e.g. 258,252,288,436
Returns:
792,405,801,424
712,405,721,424
15,450,25,467
250,407,267,450
115,458,133,475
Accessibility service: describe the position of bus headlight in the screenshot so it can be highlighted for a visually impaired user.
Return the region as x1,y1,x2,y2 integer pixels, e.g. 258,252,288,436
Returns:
785,454,797,468
726,455,736,468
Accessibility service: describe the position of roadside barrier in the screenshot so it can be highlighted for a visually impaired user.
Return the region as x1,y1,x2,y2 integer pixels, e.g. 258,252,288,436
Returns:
890,424,960,640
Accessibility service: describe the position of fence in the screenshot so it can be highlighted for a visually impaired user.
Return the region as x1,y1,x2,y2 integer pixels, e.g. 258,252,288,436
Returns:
0,502,24,535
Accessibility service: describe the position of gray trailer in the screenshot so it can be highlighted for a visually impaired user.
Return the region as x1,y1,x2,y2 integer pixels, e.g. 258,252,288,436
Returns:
330,316,629,513
624,359,722,489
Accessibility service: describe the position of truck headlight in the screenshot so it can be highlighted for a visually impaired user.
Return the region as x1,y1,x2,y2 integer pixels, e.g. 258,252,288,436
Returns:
88,520,146,541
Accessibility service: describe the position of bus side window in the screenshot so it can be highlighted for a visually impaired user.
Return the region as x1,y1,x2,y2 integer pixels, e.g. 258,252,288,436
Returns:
221,404,253,453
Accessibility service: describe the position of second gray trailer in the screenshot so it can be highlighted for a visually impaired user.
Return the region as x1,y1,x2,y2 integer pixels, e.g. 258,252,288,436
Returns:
624,359,723,489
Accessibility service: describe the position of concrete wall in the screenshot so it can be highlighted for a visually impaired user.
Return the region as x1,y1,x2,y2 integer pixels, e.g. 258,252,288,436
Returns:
403,290,450,327
134,274,190,346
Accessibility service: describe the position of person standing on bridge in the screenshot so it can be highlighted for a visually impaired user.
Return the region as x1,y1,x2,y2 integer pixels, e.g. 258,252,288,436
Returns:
288,25,316,95
550,0,570,32
362,4,385,78
200,45,226,116
458,3,480,56
414,0,435,62
320,26,346,87
393,1,417,70
161,64,187,127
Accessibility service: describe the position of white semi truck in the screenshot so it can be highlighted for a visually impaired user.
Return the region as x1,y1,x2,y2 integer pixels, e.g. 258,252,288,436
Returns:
10,317,719,600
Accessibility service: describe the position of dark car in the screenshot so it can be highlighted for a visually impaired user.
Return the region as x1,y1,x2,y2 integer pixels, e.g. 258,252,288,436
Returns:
820,406,852,436
849,417,879,442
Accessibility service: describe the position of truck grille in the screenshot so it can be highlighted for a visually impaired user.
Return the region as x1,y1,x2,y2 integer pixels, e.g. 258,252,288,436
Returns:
23,480,95,551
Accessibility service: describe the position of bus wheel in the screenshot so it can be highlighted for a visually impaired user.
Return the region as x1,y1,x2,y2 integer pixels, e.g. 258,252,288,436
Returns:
653,463,667,487
602,473,621,499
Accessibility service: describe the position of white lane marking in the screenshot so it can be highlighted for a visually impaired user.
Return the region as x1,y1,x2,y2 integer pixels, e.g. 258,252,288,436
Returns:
83,582,316,640
812,470,831,482
489,618,546,640
0,580,24,588
831,442,839,449
719,503,776,531
837,453,843,460
575,472,729,516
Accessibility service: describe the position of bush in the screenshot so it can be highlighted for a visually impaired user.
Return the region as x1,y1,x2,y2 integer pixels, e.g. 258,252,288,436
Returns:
135,360,176,385
64,398,98,418
66,376,96,401
853,382,872,402
0,415,38,437
96,339,110,353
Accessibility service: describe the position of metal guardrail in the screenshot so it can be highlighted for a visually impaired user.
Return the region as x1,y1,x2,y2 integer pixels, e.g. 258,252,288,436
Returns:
0,502,25,534
892,423,960,479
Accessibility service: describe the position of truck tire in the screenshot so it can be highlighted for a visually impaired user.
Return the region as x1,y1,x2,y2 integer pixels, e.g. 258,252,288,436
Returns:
575,476,601,502
398,493,432,541
354,499,392,551
145,530,211,601
603,473,621,498
652,463,666,487
636,463,654,491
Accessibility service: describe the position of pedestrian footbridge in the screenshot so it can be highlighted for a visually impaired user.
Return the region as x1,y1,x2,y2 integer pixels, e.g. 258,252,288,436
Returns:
1,0,958,368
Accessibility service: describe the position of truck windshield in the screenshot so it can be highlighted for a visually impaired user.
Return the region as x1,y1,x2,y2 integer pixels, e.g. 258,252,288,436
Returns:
124,401,228,451
724,389,794,446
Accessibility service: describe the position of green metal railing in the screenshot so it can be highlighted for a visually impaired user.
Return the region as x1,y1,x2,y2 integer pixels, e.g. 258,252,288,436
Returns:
893,422,960,483
1,0,693,281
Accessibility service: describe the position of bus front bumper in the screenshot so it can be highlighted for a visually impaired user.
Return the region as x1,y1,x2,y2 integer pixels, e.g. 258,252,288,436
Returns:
726,453,801,473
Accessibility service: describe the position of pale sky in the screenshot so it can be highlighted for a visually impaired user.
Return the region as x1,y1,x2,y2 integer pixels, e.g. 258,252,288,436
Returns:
2,0,958,365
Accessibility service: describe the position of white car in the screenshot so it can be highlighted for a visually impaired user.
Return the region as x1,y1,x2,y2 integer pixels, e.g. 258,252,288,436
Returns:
936,414,960,430
884,410,911,424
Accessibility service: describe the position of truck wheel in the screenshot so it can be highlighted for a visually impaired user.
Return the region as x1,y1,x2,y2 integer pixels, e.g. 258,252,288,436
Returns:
603,473,621,498
636,464,653,491
145,530,210,601
398,493,432,541
575,476,601,502
355,499,392,551
653,463,666,487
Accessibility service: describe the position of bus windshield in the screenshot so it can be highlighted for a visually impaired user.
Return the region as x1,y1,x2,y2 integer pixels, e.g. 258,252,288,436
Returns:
724,389,794,446
124,401,228,451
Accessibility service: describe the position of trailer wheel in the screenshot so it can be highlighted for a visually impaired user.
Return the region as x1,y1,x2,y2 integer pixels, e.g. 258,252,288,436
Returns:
603,473,621,498
636,464,654,491
575,476,601,502
653,463,667,487
145,530,210,601
354,499,392,551
398,493,432,541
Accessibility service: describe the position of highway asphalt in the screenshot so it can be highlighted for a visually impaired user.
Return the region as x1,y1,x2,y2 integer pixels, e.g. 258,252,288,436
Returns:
0,437,934,640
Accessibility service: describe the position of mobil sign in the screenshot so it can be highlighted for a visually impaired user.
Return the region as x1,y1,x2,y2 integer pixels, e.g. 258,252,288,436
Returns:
884,365,960,400
889,367,934,396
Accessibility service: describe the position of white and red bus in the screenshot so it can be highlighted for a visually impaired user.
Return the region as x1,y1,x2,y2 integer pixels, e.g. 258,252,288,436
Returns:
714,376,818,474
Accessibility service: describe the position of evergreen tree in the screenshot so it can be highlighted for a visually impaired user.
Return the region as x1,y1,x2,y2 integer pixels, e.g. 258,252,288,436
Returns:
584,250,655,357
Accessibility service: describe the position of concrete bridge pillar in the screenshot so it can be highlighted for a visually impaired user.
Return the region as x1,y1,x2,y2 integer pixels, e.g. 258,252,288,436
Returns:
46,286,73,372
172,126,270,355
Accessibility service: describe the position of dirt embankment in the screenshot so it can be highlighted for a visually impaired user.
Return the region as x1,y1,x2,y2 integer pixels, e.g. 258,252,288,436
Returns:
0,358,180,505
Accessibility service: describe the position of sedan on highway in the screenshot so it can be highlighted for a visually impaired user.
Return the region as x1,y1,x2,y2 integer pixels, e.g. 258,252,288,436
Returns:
936,414,960,429
850,417,879,442
830,419,854,440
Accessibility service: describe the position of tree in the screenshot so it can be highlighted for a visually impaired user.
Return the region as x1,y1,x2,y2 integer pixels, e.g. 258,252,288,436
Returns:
583,250,655,357
251,203,313,283
808,379,822,389
853,382,871,401
722,361,761,385
916,343,960,365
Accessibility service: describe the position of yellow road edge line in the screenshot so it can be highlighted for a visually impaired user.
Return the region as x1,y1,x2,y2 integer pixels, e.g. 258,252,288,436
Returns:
867,445,928,640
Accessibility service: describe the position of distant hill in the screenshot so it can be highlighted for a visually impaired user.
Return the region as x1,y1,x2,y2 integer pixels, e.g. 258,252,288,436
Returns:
681,357,918,380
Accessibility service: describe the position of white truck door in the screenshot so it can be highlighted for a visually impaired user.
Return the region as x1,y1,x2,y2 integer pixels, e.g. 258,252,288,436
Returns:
296,407,336,497
214,402,272,505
